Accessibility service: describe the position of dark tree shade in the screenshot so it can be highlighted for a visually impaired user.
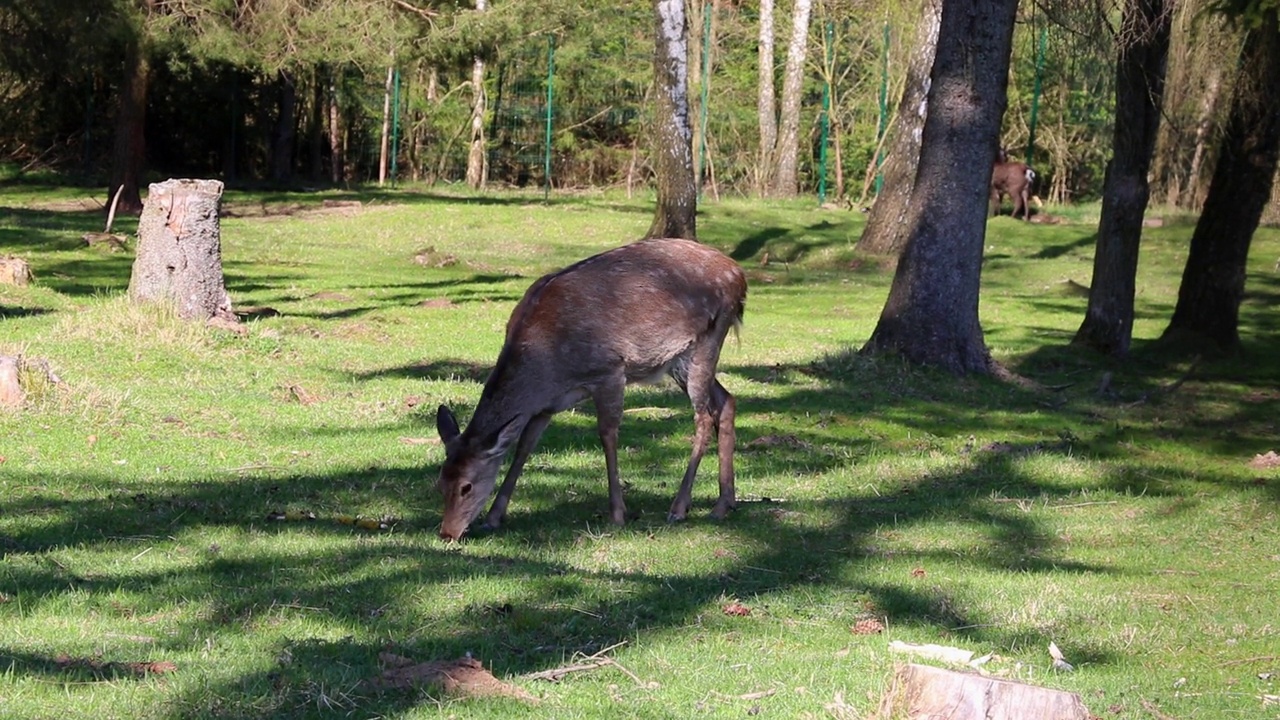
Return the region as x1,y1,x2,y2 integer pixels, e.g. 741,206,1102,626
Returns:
1163,15,1280,350
1072,0,1172,356
860,0,1019,374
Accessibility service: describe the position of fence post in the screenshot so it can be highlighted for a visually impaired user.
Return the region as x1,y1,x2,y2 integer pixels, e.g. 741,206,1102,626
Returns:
874,21,890,196
544,34,556,201
818,21,833,205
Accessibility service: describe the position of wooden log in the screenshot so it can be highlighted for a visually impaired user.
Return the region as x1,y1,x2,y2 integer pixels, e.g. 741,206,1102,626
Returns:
0,255,33,286
876,663,1091,720
128,178,237,324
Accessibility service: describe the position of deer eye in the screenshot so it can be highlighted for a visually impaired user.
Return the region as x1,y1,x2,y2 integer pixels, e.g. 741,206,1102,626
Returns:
458,482,473,497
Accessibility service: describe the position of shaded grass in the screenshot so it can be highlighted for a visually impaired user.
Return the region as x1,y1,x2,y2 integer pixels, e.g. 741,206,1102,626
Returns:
1,186,1279,719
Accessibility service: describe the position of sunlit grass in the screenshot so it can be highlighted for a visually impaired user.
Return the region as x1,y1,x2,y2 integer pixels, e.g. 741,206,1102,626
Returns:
1,186,1278,719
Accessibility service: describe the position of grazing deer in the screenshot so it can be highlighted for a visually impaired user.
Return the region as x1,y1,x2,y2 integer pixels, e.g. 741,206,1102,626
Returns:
435,238,747,541
991,148,1036,221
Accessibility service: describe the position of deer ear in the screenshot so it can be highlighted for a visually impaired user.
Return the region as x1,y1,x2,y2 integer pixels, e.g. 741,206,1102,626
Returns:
436,405,461,443
479,416,523,460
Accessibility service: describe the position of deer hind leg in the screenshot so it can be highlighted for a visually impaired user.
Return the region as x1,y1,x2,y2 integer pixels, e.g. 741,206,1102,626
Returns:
484,411,552,530
668,341,732,523
708,379,736,519
592,377,628,525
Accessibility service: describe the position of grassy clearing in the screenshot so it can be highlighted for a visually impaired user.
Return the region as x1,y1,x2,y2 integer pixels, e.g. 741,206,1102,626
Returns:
2,186,1279,719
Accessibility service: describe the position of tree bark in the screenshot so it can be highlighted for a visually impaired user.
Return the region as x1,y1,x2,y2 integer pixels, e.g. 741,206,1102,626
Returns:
380,63,394,186
645,0,698,240
772,0,813,198
329,70,344,184
1072,0,1172,357
269,70,297,184
1163,16,1280,351
756,0,777,196
109,35,149,215
860,0,1019,375
466,0,489,190
857,0,942,255
129,179,235,324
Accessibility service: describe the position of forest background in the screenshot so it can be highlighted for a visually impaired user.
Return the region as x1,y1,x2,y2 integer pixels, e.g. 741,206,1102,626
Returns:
1,0,1273,222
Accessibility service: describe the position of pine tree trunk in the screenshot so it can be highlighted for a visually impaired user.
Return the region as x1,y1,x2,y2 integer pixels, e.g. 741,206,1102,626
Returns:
756,0,777,197
380,64,394,186
1163,16,1280,351
329,71,344,184
109,36,149,215
129,179,235,324
646,0,698,240
857,0,942,255
1073,0,1171,357
771,0,813,198
269,70,297,184
861,0,1019,375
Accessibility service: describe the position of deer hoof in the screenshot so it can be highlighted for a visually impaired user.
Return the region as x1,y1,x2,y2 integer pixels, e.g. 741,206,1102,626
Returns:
710,499,737,519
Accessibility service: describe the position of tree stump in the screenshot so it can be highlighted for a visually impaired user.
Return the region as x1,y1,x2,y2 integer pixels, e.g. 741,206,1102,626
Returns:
129,179,237,324
0,355,23,408
876,664,1090,720
0,255,33,286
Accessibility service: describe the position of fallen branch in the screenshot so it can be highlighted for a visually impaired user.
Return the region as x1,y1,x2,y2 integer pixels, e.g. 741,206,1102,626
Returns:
1140,698,1177,720
523,641,649,686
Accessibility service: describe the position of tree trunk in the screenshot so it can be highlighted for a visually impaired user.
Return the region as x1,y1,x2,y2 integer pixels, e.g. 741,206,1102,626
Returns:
1163,15,1280,351
772,0,813,198
877,664,1091,720
310,68,324,181
129,179,235,324
329,70,344,184
109,36,149,215
1186,68,1222,208
466,0,489,190
269,70,297,184
1072,0,1171,357
756,0,777,196
380,63,394,186
857,0,942,255
645,0,698,240
860,0,1019,375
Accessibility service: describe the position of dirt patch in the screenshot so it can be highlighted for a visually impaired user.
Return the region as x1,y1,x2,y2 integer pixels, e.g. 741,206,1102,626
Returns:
369,653,538,703
419,297,455,309
1249,451,1280,470
55,654,177,679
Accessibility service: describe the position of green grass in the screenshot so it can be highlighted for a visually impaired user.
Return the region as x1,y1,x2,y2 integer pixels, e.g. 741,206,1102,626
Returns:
2,185,1279,719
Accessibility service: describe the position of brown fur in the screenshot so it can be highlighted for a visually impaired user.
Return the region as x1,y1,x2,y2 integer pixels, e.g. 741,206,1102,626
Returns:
991,149,1036,221
435,238,747,540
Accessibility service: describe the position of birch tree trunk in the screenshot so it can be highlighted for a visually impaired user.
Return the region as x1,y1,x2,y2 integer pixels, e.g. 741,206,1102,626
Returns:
466,0,489,190
756,0,777,196
857,0,942,255
645,0,698,240
772,0,813,198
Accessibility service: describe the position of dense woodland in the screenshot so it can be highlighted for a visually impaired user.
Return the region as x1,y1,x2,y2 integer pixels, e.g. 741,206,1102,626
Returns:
0,0,1271,213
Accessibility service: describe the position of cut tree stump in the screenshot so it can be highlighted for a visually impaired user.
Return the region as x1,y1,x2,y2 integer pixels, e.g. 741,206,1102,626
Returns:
0,255,33,286
0,355,23,408
129,178,237,325
876,663,1090,720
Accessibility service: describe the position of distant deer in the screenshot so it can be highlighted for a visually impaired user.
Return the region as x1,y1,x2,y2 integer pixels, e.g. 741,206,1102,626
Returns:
435,238,747,541
991,148,1036,220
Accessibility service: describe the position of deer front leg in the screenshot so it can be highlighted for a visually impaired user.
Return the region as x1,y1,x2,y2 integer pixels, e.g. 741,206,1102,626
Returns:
484,412,552,530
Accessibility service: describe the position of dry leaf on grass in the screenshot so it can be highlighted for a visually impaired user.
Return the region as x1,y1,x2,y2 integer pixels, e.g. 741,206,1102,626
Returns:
851,618,885,635
722,601,752,617
369,652,538,703
55,654,177,678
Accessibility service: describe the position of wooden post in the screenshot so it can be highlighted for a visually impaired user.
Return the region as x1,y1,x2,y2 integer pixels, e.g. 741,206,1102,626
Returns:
129,179,237,325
